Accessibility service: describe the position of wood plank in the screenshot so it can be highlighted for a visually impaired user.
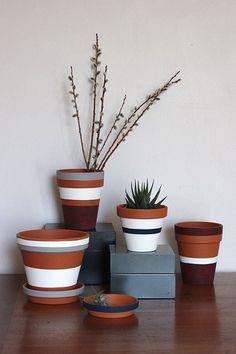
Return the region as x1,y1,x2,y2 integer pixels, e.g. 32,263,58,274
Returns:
0,275,25,353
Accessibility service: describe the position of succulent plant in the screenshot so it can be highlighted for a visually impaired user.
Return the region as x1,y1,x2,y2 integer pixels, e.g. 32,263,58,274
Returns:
93,290,109,306
125,180,166,209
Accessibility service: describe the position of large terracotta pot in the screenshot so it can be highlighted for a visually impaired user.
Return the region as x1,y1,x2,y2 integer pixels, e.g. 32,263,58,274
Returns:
57,169,104,230
117,205,168,252
16,229,89,290
175,221,223,284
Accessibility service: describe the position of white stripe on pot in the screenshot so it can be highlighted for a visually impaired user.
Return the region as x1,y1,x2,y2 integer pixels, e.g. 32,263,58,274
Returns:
59,187,102,200
180,256,218,265
120,217,164,229
24,265,81,288
124,233,160,252
16,237,89,248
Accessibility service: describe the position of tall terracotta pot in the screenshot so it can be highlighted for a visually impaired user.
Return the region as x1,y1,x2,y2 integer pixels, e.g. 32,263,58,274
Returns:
175,221,223,285
57,169,104,230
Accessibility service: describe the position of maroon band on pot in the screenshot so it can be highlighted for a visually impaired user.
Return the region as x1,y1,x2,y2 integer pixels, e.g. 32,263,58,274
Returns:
175,221,223,236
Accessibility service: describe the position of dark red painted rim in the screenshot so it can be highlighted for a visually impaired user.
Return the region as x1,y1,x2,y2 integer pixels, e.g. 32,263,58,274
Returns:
175,221,223,235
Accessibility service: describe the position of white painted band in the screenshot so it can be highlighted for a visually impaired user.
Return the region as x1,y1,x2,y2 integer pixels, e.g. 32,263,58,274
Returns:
17,236,89,248
59,187,102,200
180,256,218,265
121,217,163,229
24,265,81,288
124,233,159,252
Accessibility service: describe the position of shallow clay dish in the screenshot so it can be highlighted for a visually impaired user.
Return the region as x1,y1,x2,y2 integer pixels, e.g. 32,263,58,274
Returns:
23,282,84,305
83,294,139,318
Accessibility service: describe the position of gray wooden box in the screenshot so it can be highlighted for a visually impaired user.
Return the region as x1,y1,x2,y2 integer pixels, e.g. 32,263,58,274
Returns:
110,245,176,299
44,223,116,284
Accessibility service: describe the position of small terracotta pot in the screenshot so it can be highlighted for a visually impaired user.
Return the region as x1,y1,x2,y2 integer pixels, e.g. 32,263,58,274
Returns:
57,169,104,230
83,294,139,318
16,229,89,290
117,204,168,252
175,221,223,284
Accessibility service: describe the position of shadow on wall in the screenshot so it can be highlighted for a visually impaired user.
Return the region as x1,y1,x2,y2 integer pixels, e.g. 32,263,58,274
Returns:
51,175,63,223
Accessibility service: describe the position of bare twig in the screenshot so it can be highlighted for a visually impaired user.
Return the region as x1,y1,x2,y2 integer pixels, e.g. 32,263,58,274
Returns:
97,94,152,170
91,65,108,169
99,71,181,170
87,33,101,169
68,34,181,171
97,94,127,162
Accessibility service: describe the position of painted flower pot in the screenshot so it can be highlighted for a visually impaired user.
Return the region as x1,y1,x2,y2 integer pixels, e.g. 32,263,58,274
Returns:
83,294,139,319
117,205,168,252
175,221,223,285
57,169,104,230
16,229,89,291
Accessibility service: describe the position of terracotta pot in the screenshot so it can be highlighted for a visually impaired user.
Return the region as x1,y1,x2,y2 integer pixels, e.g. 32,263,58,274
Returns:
16,229,89,290
57,169,104,230
175,221,223,284
83,294,139,318
117,204,168,252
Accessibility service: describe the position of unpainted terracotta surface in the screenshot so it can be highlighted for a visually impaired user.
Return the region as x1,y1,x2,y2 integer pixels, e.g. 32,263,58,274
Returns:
117,205,168,219
21,250,85,269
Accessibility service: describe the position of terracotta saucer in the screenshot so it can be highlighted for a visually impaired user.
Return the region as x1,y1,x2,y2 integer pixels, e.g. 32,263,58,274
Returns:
22,282,84,305
83,294,139,318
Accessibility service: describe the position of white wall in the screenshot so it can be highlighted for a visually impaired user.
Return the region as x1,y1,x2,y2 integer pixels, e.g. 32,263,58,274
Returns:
0,0,236,273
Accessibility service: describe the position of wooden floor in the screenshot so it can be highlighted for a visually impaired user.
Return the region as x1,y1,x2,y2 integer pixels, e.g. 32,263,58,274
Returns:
0,274,236,354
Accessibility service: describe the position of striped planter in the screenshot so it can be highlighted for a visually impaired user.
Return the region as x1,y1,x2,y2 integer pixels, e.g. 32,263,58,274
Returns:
57,169,104,231
117,205,168,252
16,229,89,293
175,221,223,285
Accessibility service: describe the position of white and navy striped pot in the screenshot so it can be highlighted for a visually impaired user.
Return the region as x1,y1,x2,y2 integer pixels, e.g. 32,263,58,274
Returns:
117,204,168,252
57,169,104,231
175,221,223,285
16,229,89,290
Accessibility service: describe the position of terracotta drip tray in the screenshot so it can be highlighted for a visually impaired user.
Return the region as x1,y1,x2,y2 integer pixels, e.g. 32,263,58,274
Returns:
83,294,139,318
22,282,85,305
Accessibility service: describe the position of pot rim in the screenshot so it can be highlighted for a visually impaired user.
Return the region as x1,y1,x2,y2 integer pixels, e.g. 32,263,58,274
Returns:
175,221,223,235
57,169,104,181
83,294,139,313
16,229,88,242
117,204,168,219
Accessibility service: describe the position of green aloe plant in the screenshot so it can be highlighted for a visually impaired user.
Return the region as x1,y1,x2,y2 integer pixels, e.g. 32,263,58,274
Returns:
125,180,166,209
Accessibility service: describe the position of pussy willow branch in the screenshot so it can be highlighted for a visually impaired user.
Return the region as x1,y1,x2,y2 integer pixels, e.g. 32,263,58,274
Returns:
92,65,108,170
87,33,101,169
97,94,127,160
69,66,88,169
98,71,181,170
99,98,156,170
97,94,153,170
